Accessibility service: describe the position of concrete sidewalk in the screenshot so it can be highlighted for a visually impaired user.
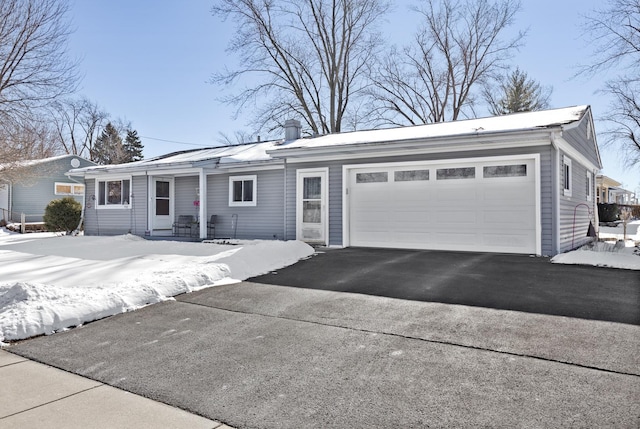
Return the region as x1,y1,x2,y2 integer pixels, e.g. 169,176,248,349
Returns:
0,349,231,429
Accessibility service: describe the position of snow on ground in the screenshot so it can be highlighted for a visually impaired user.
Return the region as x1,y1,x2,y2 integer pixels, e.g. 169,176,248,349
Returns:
551,220,640,270
0,229,314,343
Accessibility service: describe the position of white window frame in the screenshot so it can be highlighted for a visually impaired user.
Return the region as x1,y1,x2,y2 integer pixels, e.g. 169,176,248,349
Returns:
563,156,572,197
95,177,132,209
55,182,85,196
586,171,592,201
228,175,257,207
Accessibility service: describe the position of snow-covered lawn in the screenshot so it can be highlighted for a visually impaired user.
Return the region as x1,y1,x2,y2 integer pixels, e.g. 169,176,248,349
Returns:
2,220,638,344
551,220,640,270
0,229,314,344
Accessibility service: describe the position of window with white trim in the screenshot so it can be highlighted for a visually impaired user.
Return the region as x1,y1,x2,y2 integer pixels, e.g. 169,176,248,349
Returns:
563,156,572,197
586,171,593,201
229,175,257,207
55,182,85,196
96,178,131,207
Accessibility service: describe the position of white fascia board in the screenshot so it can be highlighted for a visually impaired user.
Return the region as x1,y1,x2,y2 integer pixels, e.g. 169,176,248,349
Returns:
84,167,201,179
277,130,554,163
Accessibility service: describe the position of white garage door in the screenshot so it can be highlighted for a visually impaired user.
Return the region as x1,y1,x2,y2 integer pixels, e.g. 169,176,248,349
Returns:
347,157,538,254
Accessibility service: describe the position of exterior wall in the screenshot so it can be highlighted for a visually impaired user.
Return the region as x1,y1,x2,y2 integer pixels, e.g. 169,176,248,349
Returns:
10,156,95,222
206,169,285,240
562,117,600,168
175,176,200,220
558,151,596,253
83,175,147,236
285,145,555,255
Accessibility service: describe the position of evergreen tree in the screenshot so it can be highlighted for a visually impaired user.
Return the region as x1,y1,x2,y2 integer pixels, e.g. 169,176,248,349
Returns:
485,68,552,116
91,122,124,165
123,129,144,162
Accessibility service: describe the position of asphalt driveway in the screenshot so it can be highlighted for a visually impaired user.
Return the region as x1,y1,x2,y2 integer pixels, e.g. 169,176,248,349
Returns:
7,248,640,428
251,248,640,325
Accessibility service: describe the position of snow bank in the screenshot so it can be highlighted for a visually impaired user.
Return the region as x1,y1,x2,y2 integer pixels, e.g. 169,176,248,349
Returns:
551,220,640,270
0,233,314,343
551,240,640,270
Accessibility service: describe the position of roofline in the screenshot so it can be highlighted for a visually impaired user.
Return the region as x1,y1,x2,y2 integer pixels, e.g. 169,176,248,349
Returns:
269,127,559,159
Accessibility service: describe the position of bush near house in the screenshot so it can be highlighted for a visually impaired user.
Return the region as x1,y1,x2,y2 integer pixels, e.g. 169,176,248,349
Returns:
598,203,619,223
43,197,82,233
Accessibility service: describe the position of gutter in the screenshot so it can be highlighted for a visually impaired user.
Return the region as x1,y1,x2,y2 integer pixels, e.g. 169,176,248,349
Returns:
66,174,87,236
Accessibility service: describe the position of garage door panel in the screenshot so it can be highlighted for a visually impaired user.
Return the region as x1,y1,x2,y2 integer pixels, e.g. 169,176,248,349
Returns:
349,158,537,254
435,187,477,202
435,211,476,223
481,233,534,248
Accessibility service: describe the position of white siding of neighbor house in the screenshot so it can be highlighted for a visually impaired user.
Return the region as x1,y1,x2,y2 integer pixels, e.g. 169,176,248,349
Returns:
10,156,94,222
285,146,555,255
206,169,285,240
83,176,147,236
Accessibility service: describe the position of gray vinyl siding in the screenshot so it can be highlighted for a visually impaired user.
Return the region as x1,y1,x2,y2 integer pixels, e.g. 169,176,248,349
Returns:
83,176,147,236
10,156,94,222
206,169,285,240
558,152,596,252
175,176,199,219
563,118,601,168
286,146,555,254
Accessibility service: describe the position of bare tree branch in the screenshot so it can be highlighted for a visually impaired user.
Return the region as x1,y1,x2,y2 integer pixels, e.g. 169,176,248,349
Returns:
0,0,79,118
581,0,640,168
367,0,524,126
211,0,389,136
50,97,109,160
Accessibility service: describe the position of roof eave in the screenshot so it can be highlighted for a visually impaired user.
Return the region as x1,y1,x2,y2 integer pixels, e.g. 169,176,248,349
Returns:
269,127,559,159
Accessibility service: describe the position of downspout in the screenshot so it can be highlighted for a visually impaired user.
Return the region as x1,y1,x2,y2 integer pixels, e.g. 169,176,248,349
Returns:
283,158,287,241
6,179,12,222
67,175,86,236
550,131,560,255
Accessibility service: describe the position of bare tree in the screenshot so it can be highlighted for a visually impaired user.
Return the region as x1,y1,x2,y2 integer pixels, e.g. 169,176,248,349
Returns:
0,117,58,184
50,98,109,159
484,67,551,115
217,130,257,146
368,0,524,126
0,0,78,121
211,0,390,135
581,0,640,167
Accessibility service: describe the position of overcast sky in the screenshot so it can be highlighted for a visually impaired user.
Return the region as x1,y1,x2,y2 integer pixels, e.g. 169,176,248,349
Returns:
67,0,638,191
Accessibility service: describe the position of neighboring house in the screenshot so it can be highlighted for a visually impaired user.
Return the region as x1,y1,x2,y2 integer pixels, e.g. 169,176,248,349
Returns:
0,155,96,223
596,175,637,204
68,105,601,255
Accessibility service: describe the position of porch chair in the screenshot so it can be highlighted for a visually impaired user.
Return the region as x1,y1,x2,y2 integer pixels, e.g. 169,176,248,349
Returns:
172,215,195,237
207,214,217,239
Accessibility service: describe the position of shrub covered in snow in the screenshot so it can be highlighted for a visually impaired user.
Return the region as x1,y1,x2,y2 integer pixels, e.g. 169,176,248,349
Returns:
43,197,81,233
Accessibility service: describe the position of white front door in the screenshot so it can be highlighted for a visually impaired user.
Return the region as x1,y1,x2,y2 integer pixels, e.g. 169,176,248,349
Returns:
152,177,174,231
297,168,328,244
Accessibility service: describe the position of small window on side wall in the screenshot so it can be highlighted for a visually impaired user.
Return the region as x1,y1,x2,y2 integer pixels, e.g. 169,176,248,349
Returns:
55,182,85,196
229,175,257,207
586,172,593,201
563,156,572,197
